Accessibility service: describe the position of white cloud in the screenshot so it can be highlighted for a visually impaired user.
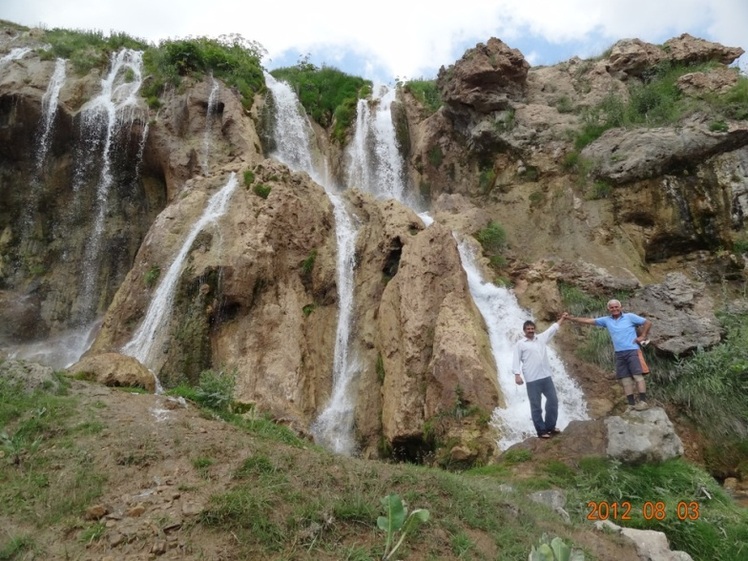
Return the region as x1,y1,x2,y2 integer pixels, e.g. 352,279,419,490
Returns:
1,0,745,79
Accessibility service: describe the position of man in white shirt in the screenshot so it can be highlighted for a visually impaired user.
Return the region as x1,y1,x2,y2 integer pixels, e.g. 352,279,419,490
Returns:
512,313,568,439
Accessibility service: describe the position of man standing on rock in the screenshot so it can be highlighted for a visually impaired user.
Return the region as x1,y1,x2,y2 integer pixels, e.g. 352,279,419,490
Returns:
512,314,567,439
567,299,652,411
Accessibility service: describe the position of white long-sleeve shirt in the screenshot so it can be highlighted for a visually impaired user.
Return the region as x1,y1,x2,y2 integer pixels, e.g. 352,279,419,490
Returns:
511,322,560,383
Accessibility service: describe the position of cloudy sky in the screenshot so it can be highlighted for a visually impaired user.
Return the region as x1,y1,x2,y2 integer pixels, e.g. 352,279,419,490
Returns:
1,0,746,83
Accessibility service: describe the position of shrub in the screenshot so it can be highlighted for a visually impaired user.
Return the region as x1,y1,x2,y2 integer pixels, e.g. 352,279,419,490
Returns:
142,34,266,109
403,78,442,114
475,221,506,255
253,183,271,199
41,27,148,74
427,145,443,168
301,250,317,276
243,169,255,187
194,369,235,412
271,61,371,142
144,265,160,287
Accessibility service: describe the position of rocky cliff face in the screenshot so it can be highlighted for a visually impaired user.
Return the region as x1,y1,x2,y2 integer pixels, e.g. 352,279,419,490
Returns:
1,25,746,467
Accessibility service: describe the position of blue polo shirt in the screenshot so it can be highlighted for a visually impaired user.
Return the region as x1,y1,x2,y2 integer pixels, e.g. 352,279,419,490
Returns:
594,313,647,352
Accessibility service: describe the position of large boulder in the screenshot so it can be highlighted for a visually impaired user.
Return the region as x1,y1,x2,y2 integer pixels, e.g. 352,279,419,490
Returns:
68,352,156,392
437,37,529,115
627,272,722,356
606,34,744,79
581,117,748,185
605,407,684,464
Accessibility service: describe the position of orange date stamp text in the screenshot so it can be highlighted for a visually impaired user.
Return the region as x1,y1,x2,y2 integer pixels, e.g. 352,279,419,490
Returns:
586,500,700,521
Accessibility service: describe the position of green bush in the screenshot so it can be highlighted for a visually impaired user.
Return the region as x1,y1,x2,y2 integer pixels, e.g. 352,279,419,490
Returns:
402,78,442,114
192,369,235,412
243,169,255,187
271,61,371,143
427,145,443,168
253,183,271,199
651,311,748,443
41,27,148,74
475,221,506,256
301,250,317,276
573,60,731,149
142,34,266,109
144,265,160,287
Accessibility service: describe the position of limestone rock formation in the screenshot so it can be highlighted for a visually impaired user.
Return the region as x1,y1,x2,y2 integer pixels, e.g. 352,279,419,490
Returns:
605,407,684,464
68,352,156,392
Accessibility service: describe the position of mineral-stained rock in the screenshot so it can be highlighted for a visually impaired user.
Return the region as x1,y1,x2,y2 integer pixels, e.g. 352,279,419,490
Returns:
68,352,156,392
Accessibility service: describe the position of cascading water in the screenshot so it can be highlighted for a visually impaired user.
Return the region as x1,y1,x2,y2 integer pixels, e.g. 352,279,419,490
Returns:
264,72,361,455
201,77,219,175
21,58,67,233
122,173,239,382
457,242,589,449
35,58,66,174
0,47,31,65
354,89,589,450
78,48,145,322
347,88,407,202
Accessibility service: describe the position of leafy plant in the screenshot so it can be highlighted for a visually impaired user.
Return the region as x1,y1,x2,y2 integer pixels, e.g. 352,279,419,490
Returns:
302,303,316,316
402,78,442,114
427,145,443,168
301,249,317,276
377,494,430,561
144,265,161,287
142,34,266,109
253,183,271,199
243,169,255,187
479,167,497,194
194,369,235,412
529,535,584,561
475,221,506,255
271,60,371,143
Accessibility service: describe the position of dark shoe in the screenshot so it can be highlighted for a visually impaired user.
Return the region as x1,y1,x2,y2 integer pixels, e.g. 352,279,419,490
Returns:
539,433,551,439
549,428,562,435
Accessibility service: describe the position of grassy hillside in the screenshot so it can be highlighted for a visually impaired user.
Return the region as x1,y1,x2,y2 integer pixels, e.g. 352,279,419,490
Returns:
1,370,746,561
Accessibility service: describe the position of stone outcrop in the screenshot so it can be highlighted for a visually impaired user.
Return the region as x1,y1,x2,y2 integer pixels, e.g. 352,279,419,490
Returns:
595,521,694,561
581,118,748,185
505,407,684,466
68,352,156,392
626,273,722,355
605,408,684,464
606,34,744,79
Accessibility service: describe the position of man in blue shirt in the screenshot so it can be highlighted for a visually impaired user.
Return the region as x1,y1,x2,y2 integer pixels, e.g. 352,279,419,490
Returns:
512,314,567,438
567,299,652,411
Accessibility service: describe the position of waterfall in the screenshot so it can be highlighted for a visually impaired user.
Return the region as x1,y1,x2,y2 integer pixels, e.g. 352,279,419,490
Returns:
0,47,31,65
264,72,361,455
201,77,219,175
122,173,239,379
457,242,589,449
78,48,145,322
35,58,66,174
354,90,589,450
347,88,407,202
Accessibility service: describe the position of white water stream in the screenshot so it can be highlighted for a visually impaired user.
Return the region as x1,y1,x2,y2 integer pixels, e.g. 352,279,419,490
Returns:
264,73,361,455
457,242,589,449
355,90,589,450
122,173,239,382
0,47,31,65
79,49,145,320
201,77,220,175
35,58,66,174
347,88,408,202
